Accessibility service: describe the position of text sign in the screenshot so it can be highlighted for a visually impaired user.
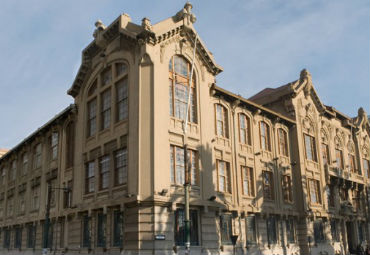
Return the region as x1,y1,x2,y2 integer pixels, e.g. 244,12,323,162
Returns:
155,234,166,240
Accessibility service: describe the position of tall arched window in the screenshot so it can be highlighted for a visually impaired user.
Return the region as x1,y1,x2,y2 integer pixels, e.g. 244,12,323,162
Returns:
169,55,197,123
260,121,271,151
277,128,288,156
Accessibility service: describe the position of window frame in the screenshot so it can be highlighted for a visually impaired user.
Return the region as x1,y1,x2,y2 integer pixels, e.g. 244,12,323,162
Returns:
278,128,288,156
87,98,97,137
262,170,274,200
215,104,229,138
335,148,344,169
174,208,200,246
266,216,278,245
321,143,330,166
217,160,231,193
85,161,95,194
170,145,198,186
101,89,112,130
241,166,254,197
308,179,321,205
304,134,317,162
282,175,293,203
260,121,271,151
238,113,251,145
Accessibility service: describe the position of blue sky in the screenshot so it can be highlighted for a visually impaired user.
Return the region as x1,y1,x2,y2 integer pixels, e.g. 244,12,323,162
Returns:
0,0,369,149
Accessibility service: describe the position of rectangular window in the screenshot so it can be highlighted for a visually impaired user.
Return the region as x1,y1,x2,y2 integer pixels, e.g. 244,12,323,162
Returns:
308,179,321,204
321,143,330,165
358,222,365,243
97,213,106,247
215,104,228,138
87,99,97,137
113,210,123,247
31,186,40,210
304,134,317,162
115,149,127,185
22,153,28,175
101,67,112,86
170,145,198,186
266,216,277,244
246,215,256,245
66,122,75,168
363,159,370,178
82,215,91,248
174,209,199,246
335,149,344,169
63,180,73,208
14,226,22,248
116,79,128,121
313,219,325,243
85,161,95,193
282,175,293,203
99,156,110,190
327,185,335,208
10,160,16,181
286,219,295,243
101,90,111,130
239,114,250,145
330,220,340,242
348,154,356,173
278,129,288,156
27,224,36,248
217,160,231,193
241,166,254,196
260,121,271,151
262,171,274,200
3,229,10,248
220,214,233,245
50,132,58,160
33,143,42,169
7,197,14,216
18,192,25,214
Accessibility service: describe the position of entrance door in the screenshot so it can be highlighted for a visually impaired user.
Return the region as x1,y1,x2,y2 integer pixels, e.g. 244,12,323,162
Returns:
346,222,355,253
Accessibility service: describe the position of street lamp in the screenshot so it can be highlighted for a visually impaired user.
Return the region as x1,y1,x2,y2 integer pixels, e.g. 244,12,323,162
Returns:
43,182,71,254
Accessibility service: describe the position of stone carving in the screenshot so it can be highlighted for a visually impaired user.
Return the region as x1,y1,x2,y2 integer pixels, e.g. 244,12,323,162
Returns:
141,17,152,32
302,116,314,134
299,69,313,98
354,107,369,132
175,2,197,25
347,140,355,153
93,20,108,48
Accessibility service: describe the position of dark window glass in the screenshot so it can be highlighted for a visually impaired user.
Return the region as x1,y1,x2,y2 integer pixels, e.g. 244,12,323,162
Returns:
304,134,317,162
174,209,199,246
330,220,339,242
313,219,325,243
246,215,256,245
220,214,233,245
97,213,106,247
82,216,91,248
14,227,22,248
3,229,10,248
27,224,36,248
286,219,295,243
321,143,330,165
266,217,277,244
263,171,274,200
113,210,123,247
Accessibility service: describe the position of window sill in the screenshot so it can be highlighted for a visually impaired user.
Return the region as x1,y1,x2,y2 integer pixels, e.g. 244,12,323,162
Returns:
114,119,128,127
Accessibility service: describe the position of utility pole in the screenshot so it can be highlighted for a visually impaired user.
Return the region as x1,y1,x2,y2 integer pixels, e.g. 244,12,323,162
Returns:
183,34,197,255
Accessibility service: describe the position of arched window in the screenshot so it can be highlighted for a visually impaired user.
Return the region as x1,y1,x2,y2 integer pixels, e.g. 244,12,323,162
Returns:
239,114,251,145
278,128,288,156
86,62,128,137
215,104,229,138
169,55,197,123
260,121,271,151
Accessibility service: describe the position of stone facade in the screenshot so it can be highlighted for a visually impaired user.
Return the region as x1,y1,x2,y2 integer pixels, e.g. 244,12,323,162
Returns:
0,4,369,255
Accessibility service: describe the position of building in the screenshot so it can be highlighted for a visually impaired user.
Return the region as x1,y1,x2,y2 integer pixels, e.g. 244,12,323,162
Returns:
0,3,369,255
0,150,8,159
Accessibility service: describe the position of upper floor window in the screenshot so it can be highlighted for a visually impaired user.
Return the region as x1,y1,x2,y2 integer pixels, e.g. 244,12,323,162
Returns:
282,175,293,203
101,89,111,130
215,104,229,138
115,148,127,186
278,128,288,156
260,121,271,151
304,134,317,162
85,161,95,193
363,159,370,178
239,114,251,145
321,143,330,166
241,166,254,196
86,62,129,137
50,132,58,160
33,143,42,169
262,170,274,200
169,55,197,123
170,145,198,186
348,153,357,173
10,160,16,181
66,122,75,168
335,149,344,169
217,160,231,193
99,156,110,190
22,153,28,175
87,98,97,137
308,179,321,204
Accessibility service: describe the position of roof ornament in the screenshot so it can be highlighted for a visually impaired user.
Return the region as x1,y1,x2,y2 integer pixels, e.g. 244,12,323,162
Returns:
93,20,108,48
141,17,153,32
175,2,196,25
354,107,369,131
299,68,312,98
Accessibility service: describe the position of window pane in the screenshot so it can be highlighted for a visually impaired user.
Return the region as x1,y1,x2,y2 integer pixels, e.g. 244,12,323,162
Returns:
117,79,128,121
246,215,256,244
100,156,110,189
266,217,277,244
220,214,232,245
174,209,199,246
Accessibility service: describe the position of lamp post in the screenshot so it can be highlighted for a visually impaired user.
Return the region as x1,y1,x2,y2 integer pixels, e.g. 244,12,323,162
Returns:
43,181,71,254
183,34,198,255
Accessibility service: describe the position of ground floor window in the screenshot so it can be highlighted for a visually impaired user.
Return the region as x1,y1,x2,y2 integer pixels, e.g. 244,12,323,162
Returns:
246,215,256,245
82,215,91,248
220,214,233,245
358,222,365,243
3,228,10,248
113,210,123,247
97,213,106,247
14,226,22,248
313,219,325,244
174,209,199,246
330,219,340,242
286,219,295,243
266,216,277,244
27,224,36,248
